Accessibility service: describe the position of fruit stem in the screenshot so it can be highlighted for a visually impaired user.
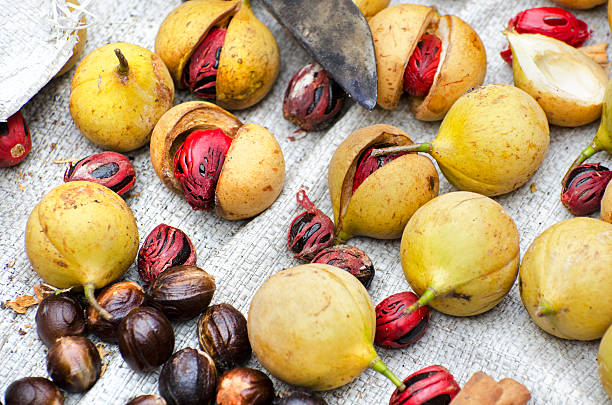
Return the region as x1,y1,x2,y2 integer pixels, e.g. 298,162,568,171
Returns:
369,357,406,391
536,301,556,317
114,48,129,76
370,143,432,157
408,287,436,312
84,283,113,321
563,141,601,183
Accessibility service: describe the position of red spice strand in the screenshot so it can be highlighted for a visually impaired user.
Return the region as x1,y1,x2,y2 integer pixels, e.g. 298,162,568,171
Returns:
352,146,407,193
183,28,227,99
296,189,317,213
403,34,442,97
501,7,592,65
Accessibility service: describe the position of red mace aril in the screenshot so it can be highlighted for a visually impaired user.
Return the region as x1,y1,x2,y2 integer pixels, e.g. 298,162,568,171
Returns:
389,365,460,405
311,245,375,288
561,162,612,216
137,223,197,284
403,35,442,97
353,145,407,193
375,292,430,349
182,28,227,99
288,190,335,261
0,110,32,167
64,151,136,197
173,128,232,210
283,63,346,131
500,7,591,64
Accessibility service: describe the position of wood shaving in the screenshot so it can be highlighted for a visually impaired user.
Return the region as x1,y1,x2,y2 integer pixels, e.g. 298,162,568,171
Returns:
18,184,26,191
124,192,141,200
5,284,53,314
530,183,537,193
6,259,16,268
53,158,79,164
96,342,111,377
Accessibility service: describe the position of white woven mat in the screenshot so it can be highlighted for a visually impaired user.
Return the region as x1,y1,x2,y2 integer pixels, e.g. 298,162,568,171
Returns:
0,0,611,404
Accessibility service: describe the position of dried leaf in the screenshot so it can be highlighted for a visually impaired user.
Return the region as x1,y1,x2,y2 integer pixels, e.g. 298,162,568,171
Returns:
530,183,537,193
6,295,38,314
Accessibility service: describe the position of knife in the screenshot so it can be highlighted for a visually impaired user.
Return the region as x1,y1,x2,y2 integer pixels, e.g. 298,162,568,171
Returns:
258,0,378,110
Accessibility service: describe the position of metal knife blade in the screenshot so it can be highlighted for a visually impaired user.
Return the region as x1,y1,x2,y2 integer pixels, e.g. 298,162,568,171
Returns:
258,0,378,110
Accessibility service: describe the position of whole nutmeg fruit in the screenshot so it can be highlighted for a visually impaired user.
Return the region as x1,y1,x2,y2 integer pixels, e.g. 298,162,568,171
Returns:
87,281,145,342
64,151,136,197
198,303,251,371
276,391,327,405
389,365,460,405
216,367,274,405
311,245,374,288
369,5,486,120
36,293,86,348
155,0,279,110
282,63,346,132
150,101,285,220
118,307,175,372
69,43,174,152
287,190,335,261
46,336,101,393
551,0,606,9
0,110,31,167
5,376,65,405
159,348,217,405
328,124,438,242
138,224,197,285
147,265,215,321
375,292,430,349
126,395,168,405
561,163,612,216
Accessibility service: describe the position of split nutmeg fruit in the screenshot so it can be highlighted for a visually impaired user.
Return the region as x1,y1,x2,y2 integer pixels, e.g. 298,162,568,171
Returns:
150,101,285,220
369,4,486,120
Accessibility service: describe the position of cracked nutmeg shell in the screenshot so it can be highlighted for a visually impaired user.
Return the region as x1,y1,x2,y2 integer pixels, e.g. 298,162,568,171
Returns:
150,101,285,220
46,336,101,393
87,281,145,342
389,365,460,405
159,348,217,405
311,245,374,288
147,265,216,321
369,4,486,120
0,110,32,168
155,0,279,110
328,124,438,242
64,151,136,197
198,303,251,371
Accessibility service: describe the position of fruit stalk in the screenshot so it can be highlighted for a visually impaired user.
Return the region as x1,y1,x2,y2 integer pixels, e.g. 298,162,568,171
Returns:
84,284,114,321
564,140,602,180
407,287,436,312
114,48,129,76
369,357,406,391
371,143,432,157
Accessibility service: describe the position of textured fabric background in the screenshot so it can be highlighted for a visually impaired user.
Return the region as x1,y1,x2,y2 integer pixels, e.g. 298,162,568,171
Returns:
1,0,611,404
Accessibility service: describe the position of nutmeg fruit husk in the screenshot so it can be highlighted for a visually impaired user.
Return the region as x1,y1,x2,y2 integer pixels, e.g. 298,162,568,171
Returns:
328,124,438,242
352,0,389,19
69,43,174,152
601,180,612,223
551,0,606,9
519,217,612,340
369,4,486,120
599,324,612,399
54,0,87,78
150,101,285,220
155,0,279,110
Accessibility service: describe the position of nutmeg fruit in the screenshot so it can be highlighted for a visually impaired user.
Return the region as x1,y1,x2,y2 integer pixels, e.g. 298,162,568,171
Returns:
155,0,279,110
158,348,217,405
46,336,101,393
36,293,86,348
353,0,389,19
150,101,285,220
369,4,486,121
551,0,606,9
328,124,438,242
5,376,65,405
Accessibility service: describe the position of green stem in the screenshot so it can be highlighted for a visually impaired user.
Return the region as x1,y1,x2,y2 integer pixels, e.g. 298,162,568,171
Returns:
408,287,436,312
114,48,129,76
370,143,432,157
563,141,601,183
369,357,406,391
84,283,113,321
335,229,351,244
536,301,556,317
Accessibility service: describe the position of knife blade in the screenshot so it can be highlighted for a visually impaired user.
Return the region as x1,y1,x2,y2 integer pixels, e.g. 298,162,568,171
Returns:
258,0,378,110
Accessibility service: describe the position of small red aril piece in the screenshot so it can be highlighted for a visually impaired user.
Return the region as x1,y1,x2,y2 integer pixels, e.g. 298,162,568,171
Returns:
0,110,31,167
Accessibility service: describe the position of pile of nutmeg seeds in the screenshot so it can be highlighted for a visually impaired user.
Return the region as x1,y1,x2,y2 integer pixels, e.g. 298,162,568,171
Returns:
2,0,612,404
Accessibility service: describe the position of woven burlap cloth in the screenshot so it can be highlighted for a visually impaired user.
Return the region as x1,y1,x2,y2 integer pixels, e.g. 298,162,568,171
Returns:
1,0,610,403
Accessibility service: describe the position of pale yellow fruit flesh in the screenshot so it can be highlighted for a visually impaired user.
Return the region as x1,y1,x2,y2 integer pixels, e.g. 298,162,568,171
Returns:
599,325,612,399
248,264,377,391
69,42,174,152
519,217,612,340
433,84,549,196
601,181,612,223
401,191,520,316
508,32,607,127
25,182,139,289
352,0,390,19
